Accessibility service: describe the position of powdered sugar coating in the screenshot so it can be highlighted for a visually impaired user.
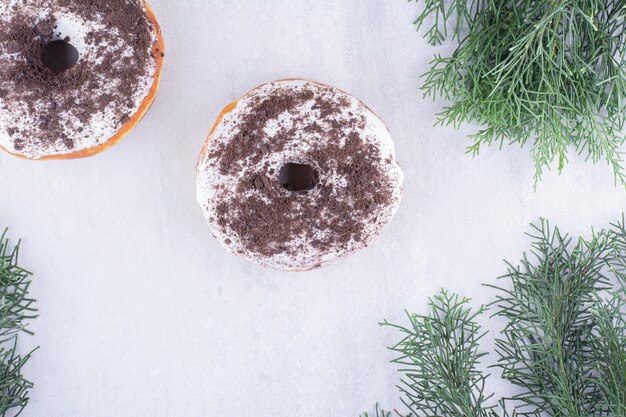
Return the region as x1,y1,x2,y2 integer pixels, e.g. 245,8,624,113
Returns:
197,79,404,271
0,0,157,159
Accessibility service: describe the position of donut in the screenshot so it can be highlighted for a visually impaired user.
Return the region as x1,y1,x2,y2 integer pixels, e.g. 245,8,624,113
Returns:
196,79,404,271
0,0,165,160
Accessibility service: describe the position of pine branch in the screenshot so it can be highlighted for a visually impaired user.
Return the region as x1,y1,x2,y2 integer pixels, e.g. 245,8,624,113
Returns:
589,290,626,416
412,0,626,187
589,218,626,416
487,220,616,417
0,230,37,416
381,291,497,417
368,218,626,417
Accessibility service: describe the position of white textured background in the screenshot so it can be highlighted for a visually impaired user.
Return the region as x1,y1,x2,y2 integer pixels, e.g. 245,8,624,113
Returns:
2,1,626,416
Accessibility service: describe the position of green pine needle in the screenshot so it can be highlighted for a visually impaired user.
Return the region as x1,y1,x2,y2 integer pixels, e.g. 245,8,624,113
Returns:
369,218,626,417
412,0,626,186
487,220,620,417
0,230,37,416
381,292,497,417
359,404,394,417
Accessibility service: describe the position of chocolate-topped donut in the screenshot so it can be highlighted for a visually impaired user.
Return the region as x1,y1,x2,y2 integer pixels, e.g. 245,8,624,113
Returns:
0,0,164,160
197,79,404,271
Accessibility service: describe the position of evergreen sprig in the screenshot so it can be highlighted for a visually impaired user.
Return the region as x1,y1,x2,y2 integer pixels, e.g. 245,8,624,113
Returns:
383,292,496,417
589,219,626,417
412,0,626,186
365,219,626,417
0,230,37,416
487,221,619,417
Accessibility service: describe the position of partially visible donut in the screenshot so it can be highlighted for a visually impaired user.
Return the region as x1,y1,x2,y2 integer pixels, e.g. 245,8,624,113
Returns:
0,0,165,160
197,79,404,271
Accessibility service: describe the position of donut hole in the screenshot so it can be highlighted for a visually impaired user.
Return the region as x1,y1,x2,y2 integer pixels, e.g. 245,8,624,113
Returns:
42,40,79,73
278,163,319,192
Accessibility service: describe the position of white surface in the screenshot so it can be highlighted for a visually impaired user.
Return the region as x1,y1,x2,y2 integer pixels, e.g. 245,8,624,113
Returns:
1,1,625,416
